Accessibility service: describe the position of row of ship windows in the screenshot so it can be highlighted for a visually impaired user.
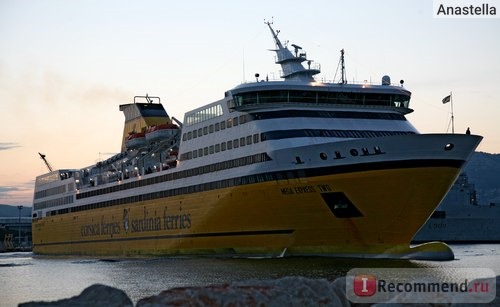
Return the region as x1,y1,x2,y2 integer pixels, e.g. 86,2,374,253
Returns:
182,114,249,142
74,153,272,200
34,182,75,200
185,104,224,126
260,129,416,141
181,110,406,143
179,129,415,162
34,185,66,200
232,90,411,108
47,170,304,217
35,153,270,212
34,195,74,211
180,134,260,161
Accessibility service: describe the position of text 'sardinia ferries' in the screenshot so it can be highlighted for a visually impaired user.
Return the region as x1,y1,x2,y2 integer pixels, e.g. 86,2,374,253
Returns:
32,22,482,259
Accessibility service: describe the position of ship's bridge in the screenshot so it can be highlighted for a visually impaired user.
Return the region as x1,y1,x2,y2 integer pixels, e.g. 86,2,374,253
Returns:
227,81,412,114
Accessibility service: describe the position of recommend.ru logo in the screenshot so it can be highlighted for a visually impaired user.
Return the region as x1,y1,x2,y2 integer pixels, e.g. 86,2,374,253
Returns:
346,268,496,304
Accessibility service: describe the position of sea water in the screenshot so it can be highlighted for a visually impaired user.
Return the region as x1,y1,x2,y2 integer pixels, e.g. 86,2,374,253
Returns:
1,244,499,306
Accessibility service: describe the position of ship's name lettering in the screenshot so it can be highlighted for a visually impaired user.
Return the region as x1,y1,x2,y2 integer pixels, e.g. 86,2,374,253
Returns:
130,211,161,233
80,207,192,237
430,223,446,230
164,208,191,230
80,217,120,237
281,184,332,195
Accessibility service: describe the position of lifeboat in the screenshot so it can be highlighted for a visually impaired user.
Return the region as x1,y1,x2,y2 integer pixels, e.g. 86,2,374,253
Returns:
125,132,146,149
145,124,179,141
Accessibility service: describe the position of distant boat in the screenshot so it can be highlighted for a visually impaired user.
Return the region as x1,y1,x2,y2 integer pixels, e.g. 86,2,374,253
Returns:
413,173,500,243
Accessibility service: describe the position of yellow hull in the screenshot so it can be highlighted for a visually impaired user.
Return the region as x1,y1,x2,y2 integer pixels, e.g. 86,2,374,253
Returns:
33,166,459,258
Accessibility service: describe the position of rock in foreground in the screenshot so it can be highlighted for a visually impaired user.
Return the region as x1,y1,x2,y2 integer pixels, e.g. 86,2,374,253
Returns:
19,284,133,307
136,276,349,307
19,276,500,306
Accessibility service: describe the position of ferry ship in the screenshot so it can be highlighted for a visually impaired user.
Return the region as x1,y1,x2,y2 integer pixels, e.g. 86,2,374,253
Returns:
413,173,500,243
32,22,482,259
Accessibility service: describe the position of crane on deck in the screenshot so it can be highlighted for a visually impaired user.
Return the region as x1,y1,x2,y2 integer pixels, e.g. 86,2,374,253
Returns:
38,152,54,172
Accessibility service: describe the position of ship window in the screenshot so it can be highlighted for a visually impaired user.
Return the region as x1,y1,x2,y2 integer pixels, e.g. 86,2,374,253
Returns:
253,134,260,143
187,131,192,140
233,139,239,148
209,125,214,133
289,90,317,103
215,122,220,131
240,137,246,147
258,90,288,103
220,121,226,130
192,150,198,159
227,118,233,128
246,135,252,145
203,127,208,135
182,133,187,141
221,142,226,151
215,144,220,153
198,128,203,136
204,147,209,155
227,141,233,150
239,115,246,124
193,130,198,138
198,148,203,157
209,145,214,154
233,116,239,126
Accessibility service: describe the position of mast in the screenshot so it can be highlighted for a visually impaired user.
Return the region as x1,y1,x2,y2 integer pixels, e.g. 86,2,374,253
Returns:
264,20,320,81
340,49,347,84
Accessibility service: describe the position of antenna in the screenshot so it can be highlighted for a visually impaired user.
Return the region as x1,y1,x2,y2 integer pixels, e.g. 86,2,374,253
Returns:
340,49,347,84
291,44,302,57
38,152,54,172
264,18,284,49
334,49,347,84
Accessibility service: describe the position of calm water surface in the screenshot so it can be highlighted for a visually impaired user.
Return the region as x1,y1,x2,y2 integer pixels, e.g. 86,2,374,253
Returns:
1,244,499,306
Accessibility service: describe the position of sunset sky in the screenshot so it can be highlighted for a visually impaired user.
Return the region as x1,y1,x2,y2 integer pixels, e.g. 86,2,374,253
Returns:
1,0,499,206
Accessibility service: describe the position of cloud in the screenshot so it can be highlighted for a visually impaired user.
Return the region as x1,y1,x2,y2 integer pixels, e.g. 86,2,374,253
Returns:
0,186,22,193
0,185,33,205
0,186,25,199
0,142,21,151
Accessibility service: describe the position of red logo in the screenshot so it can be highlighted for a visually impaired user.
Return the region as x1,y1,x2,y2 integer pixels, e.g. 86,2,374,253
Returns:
354,274,377,296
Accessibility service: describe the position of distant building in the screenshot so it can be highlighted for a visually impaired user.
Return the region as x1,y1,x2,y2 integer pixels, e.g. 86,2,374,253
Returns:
0,205,32,251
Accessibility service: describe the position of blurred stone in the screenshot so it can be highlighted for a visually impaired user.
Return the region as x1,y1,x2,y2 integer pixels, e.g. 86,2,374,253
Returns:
18,275,499,307
137,276,350,307
19,284,133,307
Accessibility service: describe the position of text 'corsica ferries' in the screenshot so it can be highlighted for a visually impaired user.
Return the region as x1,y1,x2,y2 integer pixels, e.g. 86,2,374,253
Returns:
32,22,482,259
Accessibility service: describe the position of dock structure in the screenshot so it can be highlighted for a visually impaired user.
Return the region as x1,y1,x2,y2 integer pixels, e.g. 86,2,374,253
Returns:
0,216,32,251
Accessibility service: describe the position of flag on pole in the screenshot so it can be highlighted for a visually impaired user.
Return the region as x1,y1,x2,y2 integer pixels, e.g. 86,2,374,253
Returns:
442,94,451,104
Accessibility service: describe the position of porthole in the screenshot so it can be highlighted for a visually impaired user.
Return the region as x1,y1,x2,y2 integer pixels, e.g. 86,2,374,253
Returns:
320,152,328,160
350,149,359,156
444,143,454,151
